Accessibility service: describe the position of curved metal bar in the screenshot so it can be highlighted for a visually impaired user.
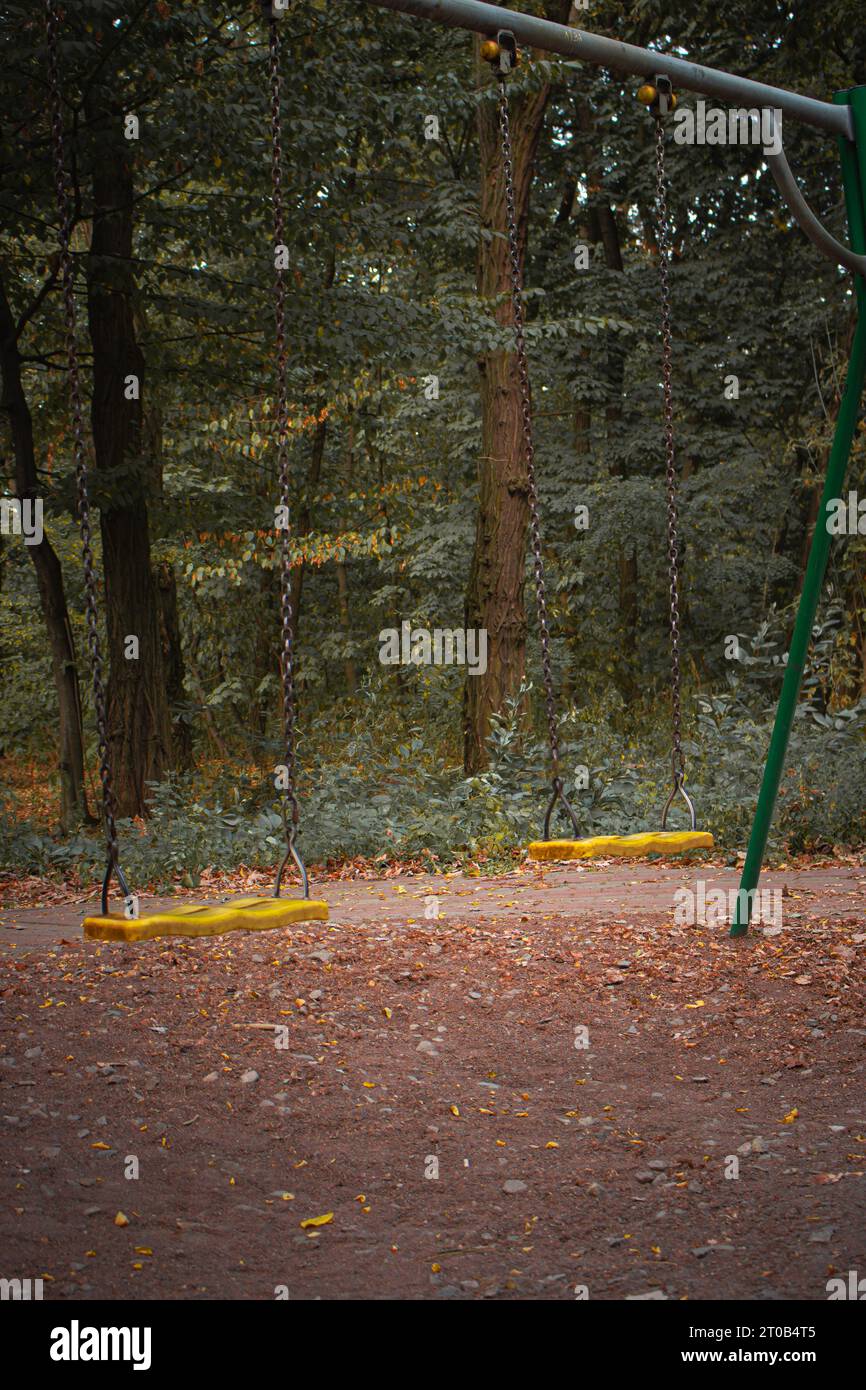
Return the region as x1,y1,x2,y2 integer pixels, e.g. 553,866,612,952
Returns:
768,147,866,276
100,857,132,917
369,6,863,269
661,772,697,832
368,0,854,139
752,113,866,276
274,831,310,900
542,777,581,841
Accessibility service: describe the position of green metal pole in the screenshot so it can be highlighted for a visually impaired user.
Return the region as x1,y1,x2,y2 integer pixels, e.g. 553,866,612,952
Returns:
731,86,866,936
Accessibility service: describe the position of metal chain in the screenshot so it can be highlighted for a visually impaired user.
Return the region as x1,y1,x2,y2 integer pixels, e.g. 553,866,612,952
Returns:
267,13,308,894
45,0,123,893
496,72,579,839
653,117,686,790
497,79,558,771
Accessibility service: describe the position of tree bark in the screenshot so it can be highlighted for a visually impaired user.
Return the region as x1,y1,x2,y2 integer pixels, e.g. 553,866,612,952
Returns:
287,245,336,642
186,634,229,760
334,419,357,695
0,272,91,830
289,411,327,637
463,10,570,773
143,371,191,770
335,560,357,693
155,561,193,771
85,87,172,816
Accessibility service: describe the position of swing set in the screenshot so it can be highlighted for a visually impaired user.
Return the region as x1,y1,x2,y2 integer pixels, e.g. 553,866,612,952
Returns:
46,1,328,942
484,34,712,865
46,1,866,941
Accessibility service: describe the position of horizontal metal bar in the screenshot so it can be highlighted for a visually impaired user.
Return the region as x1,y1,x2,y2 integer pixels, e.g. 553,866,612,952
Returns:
367,0,854,141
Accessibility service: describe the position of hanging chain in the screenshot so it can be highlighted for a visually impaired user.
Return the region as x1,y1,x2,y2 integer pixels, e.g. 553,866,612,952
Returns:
653,111,696,831
496,62,579,839
269,15,297,823
654,118,683,781
45,0,126,906
267,12,310,895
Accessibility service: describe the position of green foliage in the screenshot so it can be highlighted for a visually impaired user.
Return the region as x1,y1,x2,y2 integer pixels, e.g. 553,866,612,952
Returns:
2,0,866,884
5,612,866,889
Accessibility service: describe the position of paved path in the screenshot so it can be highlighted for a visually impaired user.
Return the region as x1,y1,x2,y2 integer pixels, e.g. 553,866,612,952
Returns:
2,862,864,951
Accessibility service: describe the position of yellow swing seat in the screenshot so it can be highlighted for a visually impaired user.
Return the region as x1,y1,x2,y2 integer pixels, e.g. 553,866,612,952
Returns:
527,830,714,862
83,894,329,943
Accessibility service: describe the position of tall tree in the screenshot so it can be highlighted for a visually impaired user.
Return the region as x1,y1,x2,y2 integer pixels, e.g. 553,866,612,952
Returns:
0,272,90,828
84,82,172,815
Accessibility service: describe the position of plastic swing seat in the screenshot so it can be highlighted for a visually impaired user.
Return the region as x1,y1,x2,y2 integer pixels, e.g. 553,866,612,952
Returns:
83,841,328,943
83,894,329,943
527,829,714,862
527,774,713,863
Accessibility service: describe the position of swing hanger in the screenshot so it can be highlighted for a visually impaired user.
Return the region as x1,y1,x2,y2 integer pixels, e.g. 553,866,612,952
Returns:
638,73,678,118
481,29,518,75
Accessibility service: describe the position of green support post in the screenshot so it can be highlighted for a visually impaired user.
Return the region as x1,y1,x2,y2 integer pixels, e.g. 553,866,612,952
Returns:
731,86,866,936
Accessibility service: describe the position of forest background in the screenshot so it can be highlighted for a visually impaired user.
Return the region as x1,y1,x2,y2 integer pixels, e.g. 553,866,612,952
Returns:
2,0,866,893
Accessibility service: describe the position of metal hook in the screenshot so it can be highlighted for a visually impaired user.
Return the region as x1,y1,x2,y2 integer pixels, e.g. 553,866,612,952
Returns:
653,72,674,117
542,776,581,841
274,827,310,900
100,856,132,917
495,28,517,74
661,770,697,831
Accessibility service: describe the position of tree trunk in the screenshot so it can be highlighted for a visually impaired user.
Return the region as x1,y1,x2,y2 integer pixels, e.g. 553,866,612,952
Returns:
0,273,91,830
250,566,277,744
85,87,172,816
463,12,569,772
155,561,193,771
288,247,336,643
289,411,327,637
186,633,229,760
144,374,191,770
335,418,358,695
335,560,357,693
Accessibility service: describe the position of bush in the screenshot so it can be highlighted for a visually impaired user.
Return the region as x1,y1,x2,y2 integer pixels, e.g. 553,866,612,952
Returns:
3,607,866,889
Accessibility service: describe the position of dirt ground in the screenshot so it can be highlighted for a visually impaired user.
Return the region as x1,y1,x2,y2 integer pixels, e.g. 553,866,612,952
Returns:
1,859,865,1301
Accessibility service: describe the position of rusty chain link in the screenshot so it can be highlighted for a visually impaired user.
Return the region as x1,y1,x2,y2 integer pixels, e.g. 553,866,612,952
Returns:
653,112,696,831
496,69,579,840
267,12,310,896
45,0,131,912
